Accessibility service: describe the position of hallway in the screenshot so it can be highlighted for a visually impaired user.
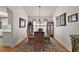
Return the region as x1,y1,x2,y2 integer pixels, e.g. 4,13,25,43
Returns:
0,0,78,59
0,6,79,52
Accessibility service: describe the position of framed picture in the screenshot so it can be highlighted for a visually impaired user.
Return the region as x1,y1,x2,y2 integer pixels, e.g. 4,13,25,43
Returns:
56,16,60,27
68,13,78,22
19,18,26,28
60,13,66,26
0,22,2,29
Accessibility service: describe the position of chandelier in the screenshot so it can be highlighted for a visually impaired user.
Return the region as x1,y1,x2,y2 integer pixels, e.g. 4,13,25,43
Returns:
36,6,44,28
38,6,41,23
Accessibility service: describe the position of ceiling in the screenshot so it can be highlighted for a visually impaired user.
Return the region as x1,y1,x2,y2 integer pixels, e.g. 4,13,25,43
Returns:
23,6,57,17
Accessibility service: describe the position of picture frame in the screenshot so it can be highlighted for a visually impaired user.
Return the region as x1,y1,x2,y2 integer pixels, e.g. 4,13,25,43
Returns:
60,13,66,26
19,18,26,28
56,16,60,27
0,22,2,29
68,13,78,22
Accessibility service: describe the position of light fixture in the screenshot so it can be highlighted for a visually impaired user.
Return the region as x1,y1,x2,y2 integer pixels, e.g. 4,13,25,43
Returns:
38,6,44,24
36,6,44,28
38,6,41,23
38,6,44,30
38,6,42,28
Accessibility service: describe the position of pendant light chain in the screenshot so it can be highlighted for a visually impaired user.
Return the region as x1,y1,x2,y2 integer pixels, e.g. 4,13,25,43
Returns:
39,6,41,22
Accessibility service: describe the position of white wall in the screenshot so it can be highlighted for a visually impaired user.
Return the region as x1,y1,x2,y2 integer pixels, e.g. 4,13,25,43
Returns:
0,6,7,13
2,8,13,47
53,6,79,51
7,6,28,47
0,7,8,45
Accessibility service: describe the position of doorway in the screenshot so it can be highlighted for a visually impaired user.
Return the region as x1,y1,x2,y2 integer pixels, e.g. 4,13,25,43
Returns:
47,22,54,37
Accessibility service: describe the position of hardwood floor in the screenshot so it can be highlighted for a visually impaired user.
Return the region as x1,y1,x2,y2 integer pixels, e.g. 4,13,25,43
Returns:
0,37,69,52
50,37,69,52
0,45,16,52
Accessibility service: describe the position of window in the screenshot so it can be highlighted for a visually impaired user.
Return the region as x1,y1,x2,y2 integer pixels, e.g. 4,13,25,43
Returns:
33,20,47,35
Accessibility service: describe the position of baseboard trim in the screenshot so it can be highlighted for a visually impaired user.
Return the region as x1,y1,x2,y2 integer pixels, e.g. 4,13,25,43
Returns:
53,37,70,52
3,46,11,48
0,37,27,49
14,37,27,48
0,44,12,48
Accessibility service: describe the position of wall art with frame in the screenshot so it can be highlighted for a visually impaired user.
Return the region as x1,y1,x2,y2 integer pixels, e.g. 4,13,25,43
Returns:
68,13,78,22
19,18,26,28
56,16,60,27
60,13,66,26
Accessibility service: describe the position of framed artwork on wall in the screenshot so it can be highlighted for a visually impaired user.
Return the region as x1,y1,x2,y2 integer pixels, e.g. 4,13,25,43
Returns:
60,13,66,26
19,18,26,28
56,16,60,27
68,13,78,22
0,22,2,29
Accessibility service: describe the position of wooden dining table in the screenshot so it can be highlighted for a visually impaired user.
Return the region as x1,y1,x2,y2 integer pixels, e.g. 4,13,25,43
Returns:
28,31,50,51
33,31,44,51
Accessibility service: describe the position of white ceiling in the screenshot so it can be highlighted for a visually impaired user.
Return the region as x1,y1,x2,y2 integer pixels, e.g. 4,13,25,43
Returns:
23,6,57,17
